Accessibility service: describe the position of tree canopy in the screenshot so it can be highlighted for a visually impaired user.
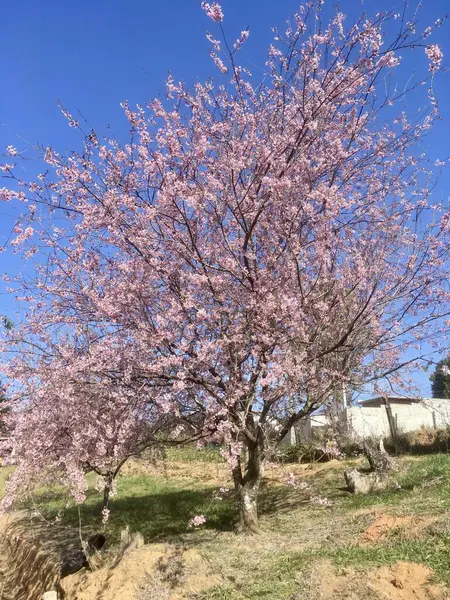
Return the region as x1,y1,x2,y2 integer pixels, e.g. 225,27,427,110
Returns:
1,0,449,531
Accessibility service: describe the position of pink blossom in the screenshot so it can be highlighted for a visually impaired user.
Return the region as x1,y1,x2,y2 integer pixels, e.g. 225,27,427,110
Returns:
425,44,443,72
319,443,343,460
206,32,221,52
10,226,34,246
44,146,58,166
210,51,228,73
286,473,311,491
233,30,250,52
286,472,298,488
101,507,110,524
188,514,206,528
201,2,223,23
377,51,401,68
213,486,230,500
59,104,79,128
0,188,15,201
310,495,333,507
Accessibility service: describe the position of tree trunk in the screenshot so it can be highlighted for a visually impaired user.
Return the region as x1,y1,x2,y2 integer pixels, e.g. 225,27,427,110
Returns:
232,444,263,534
236,482,260,534
103,473,113,510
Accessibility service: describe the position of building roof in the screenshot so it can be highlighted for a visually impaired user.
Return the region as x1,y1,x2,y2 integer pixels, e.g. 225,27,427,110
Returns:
358,396,446,407
358,396,421,407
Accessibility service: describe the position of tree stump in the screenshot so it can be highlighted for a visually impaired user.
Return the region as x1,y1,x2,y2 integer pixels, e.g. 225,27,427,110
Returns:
361,439,394,474
344,439,394,494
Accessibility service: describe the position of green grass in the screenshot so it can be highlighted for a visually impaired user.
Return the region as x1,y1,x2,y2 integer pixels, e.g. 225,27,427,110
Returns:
199,526,450,599
336,453,450,513
32,473,236,545
0,465,13,498
331,537,450,580
271,531,450,588
198,453,450,598
4,452,450,599
165,445,224,463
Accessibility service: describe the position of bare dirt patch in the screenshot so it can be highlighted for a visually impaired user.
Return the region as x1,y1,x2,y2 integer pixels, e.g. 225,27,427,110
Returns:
361,513,437,543
362,514,414,542
306,560,448,600
0,510,220,600
369,562,447,600
61,543,221,600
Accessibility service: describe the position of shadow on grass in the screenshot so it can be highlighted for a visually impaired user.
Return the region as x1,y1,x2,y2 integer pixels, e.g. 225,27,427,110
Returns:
45,486,237,546
67,487,314,544
258,484,311,516
33,475,319,548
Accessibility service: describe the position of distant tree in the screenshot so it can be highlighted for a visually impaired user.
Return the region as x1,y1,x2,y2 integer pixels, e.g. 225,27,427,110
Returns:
430,358,450,399
1,316,13,332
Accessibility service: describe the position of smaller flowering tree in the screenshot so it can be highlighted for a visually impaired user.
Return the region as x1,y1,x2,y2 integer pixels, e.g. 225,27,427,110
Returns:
0,336,170,514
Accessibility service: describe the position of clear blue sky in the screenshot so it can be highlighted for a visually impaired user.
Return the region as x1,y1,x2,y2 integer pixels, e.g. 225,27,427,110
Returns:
1,0,449,395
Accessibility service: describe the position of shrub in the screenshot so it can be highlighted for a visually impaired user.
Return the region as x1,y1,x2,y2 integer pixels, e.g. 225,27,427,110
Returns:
384,426,450,455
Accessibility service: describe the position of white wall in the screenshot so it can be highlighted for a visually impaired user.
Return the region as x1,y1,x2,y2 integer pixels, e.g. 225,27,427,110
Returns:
296,398,450,442
347,399,450,439
347,406,391,438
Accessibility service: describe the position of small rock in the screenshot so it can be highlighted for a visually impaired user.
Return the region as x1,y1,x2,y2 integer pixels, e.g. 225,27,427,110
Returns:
391,577,404,589
344,468,389,494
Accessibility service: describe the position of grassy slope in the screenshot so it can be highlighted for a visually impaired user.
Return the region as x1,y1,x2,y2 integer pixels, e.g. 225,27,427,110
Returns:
3,451,450,599
0,465,13,498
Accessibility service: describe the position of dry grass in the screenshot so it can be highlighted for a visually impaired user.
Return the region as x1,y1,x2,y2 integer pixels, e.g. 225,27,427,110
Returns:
134,572,171,600
2,451,450,598
385,426,450,455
